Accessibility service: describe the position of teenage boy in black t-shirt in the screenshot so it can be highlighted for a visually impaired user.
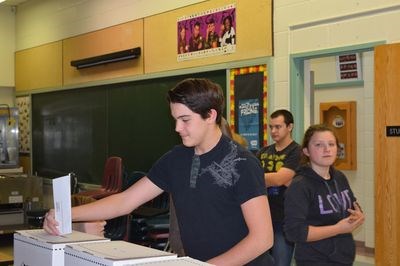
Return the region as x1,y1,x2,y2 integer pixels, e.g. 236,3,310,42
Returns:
257,109,301,266
44,78,274,266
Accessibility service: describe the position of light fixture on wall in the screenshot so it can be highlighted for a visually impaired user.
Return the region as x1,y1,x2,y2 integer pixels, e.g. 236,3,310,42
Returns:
70,47,141,69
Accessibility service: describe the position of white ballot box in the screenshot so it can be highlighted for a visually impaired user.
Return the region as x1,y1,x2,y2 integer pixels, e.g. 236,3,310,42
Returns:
14,229,109,266
134,256,213,265
64,240,177,266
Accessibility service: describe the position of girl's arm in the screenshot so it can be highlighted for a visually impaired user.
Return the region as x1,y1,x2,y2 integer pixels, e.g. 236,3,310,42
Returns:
307,202,365,242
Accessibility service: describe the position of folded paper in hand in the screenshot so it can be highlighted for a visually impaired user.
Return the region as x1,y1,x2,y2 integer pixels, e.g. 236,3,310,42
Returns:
52,174,72,235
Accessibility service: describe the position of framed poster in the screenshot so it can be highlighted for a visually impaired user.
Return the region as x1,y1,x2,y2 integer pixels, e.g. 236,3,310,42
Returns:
229,65,268,151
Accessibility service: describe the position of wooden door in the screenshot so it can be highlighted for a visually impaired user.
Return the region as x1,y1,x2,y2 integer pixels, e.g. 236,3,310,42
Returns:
375,43,400,266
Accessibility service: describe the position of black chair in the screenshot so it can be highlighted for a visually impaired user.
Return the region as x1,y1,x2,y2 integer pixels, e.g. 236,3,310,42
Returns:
129,189,170,250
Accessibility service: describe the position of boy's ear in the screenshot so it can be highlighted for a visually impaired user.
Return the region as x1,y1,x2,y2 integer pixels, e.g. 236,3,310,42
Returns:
207,109,218,123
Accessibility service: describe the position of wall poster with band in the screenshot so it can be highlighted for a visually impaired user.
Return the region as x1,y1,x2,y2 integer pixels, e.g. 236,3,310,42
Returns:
229,65,268,152
177,3,236,61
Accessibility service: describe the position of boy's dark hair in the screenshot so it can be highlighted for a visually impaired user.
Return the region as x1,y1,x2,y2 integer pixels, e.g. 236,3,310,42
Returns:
167,78,224,125
270,109,294,126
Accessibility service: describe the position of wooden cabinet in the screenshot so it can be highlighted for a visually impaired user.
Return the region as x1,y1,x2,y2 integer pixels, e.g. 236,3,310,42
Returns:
320,101,356,170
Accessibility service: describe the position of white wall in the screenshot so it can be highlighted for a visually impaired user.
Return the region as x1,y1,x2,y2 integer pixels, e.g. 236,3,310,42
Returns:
0,87,16,107
0,5,16,87
273,0,400,249
273,0,400,109
308,56,337,84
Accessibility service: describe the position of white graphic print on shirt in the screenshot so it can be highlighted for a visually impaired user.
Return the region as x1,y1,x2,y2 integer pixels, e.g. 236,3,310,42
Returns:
200,141,246,188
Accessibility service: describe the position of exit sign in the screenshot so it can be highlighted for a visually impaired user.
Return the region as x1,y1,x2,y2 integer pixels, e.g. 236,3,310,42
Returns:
386,126,400,137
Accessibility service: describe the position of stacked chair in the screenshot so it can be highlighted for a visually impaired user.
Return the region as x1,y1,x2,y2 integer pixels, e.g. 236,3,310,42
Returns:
74,156,126,240
77,156,123,200
129,191,170,250
125,171,170,251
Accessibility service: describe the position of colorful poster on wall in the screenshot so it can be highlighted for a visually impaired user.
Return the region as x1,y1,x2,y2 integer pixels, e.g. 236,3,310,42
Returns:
177,4,236,61
229,65,268,151
238,99,260,150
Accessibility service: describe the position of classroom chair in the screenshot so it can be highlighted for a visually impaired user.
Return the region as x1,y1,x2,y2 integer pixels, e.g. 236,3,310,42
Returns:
76,156,123,199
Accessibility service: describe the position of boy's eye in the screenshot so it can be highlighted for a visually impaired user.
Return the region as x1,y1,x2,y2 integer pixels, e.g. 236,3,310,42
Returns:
269,125,282,130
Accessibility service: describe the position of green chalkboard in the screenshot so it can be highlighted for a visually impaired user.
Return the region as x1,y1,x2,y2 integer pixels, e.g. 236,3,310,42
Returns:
32,86,108,184
32,71,226,184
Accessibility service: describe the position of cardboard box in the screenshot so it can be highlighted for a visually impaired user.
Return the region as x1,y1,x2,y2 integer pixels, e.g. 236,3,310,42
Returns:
134,256,213,265
14,229,109,266
64,240,177,265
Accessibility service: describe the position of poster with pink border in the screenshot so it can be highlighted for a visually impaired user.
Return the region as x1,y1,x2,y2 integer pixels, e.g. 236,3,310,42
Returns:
177,4,236,61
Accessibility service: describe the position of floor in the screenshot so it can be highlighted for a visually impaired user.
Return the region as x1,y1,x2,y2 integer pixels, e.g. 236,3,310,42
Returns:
354,254,375,266
0,234,13,266
354,246,375,266
354,241,375,265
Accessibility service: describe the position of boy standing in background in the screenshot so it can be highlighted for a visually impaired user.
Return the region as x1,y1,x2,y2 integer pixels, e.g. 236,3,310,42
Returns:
256,109,301,266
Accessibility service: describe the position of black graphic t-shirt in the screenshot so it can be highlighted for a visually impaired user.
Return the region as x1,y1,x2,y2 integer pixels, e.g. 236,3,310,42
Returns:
256,141,301,222
148,135,270,264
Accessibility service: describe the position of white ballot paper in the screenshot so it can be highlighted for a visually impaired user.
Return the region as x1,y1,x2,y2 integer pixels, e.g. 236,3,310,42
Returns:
52,174,72,235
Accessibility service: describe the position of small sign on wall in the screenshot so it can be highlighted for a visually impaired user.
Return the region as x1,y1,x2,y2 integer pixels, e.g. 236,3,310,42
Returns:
386,126,400,137
335,53,362,81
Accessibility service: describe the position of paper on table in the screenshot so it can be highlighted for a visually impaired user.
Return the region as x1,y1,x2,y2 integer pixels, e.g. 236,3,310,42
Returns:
52,174,72,235
17,229,107,244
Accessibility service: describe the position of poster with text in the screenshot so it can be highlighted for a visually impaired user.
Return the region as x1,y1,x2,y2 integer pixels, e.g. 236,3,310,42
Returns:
229,65,268,151
177,4,236,61
238,99,260,150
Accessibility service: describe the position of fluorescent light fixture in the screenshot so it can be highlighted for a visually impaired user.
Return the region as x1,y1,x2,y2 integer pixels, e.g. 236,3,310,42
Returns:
70,47,141,69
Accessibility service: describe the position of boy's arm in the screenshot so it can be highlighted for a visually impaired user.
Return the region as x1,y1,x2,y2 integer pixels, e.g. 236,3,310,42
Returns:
207,195,273,266
43,177,163,235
